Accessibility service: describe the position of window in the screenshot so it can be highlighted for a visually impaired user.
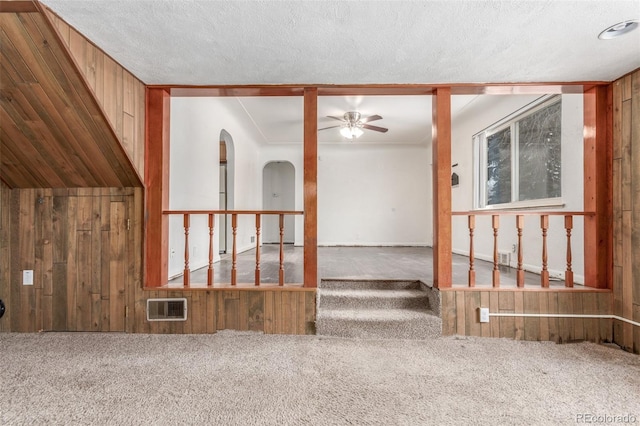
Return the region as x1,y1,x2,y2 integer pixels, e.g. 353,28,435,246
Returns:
474,96,562,209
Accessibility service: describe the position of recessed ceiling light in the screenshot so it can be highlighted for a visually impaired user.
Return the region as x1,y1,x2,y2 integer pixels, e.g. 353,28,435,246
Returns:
598,20,639,39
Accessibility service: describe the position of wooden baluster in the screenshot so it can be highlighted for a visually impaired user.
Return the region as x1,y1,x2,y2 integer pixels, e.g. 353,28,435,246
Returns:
516,215,524,288
255,214,261,286
183,214,190,287
540,215,549,288
468,215,475,287
279,214,285,286
492,215,500,288
207,214,215,287
565,215,574,288
231,214,237,286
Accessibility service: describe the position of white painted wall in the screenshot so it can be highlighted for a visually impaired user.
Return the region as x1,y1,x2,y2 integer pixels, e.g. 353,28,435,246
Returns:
317,144,431,246
450,94,585,283
169,97,262,278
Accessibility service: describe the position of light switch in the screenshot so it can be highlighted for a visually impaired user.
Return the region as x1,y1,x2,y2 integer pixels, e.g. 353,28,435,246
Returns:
23,270,34,285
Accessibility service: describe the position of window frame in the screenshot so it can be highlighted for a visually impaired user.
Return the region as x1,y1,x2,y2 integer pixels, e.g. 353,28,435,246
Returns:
473,95,563,210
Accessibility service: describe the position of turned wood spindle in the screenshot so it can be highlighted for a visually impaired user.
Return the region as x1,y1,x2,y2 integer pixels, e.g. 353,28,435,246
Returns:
231,214,238,286
468,215,475,287
207,214,215,287
255,214,261,286
279,214,285,286
540,215,549,288
183,214,190,287
492,215,500,288
565,215,574,288
516,215,524,288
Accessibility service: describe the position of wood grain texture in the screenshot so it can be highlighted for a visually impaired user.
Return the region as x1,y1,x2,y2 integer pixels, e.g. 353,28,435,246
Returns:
1,187,136,332
432,88,452,288
440,289,612,345
611,69,640,353
0,10,141,188
303,88,318,288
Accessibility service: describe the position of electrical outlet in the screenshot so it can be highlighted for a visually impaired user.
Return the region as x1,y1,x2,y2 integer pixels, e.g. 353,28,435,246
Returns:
23,270,34,286
479,307,490,323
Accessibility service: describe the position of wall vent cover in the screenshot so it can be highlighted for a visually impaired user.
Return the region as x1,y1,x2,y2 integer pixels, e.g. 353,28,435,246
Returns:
147,298,187,321
498,251,511,267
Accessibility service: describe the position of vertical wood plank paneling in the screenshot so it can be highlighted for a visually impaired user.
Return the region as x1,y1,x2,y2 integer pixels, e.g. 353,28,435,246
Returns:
523,292,540,341
498,292,515,339
0,182,12,332
456,291,467,336
109,201,126,331
465,291,480,336
488,292,499,337
45,9,145,179
548,292,559,342
440,291,456,335
305,291,316,335
513,291,524,340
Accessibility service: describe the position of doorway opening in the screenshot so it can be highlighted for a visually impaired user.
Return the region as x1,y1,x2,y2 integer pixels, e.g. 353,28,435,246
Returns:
262,161,295,244
219,129,235,254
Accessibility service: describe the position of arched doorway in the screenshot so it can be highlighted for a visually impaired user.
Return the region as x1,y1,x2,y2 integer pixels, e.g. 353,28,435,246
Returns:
262,161,295,243
219,129,235,253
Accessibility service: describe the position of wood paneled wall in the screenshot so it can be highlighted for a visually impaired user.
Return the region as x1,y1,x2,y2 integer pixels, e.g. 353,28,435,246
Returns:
0,183,315,334
441,289,613,345
0,182,11,332
131,289,316,335
2,187,140,332
612,69,640,354
45,9,146,177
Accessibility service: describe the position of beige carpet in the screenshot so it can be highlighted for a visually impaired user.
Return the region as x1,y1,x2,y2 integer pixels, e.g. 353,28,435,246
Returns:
1,332,638,425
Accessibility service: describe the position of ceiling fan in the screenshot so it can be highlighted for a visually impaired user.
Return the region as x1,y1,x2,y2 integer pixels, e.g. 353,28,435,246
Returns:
319,111,388,139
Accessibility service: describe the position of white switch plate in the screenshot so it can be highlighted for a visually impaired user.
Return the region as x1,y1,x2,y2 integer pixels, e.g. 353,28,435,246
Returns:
23,270,34,286
479,307,490,323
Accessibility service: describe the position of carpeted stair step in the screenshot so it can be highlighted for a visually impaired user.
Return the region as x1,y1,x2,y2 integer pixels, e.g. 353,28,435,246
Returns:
320,279,421,290
318,288,430,310
316,279,441,340
316,309,442,340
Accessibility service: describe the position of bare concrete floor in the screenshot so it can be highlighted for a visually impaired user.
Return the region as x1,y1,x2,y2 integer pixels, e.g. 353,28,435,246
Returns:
170,246,575,289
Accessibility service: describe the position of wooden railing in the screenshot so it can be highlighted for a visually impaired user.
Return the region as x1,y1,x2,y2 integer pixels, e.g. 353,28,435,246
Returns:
164,210,304,287
452,211,595,288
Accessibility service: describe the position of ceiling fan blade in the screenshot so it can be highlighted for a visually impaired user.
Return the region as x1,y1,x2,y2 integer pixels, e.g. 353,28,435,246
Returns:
326,115,346,122
361,114,382,123
362,124,388,133
318,125,342,131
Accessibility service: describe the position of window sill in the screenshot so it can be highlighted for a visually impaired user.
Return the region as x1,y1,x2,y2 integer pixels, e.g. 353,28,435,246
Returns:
475,198,565,211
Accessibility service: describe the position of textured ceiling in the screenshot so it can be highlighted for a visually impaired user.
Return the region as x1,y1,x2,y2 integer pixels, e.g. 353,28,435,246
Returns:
40,0,640,86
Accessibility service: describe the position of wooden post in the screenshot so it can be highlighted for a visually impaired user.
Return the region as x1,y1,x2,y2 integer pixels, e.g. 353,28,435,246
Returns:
207,213,214,287
565,215,574,287
432,87,452,288
516,215,524,287
231,213,237,286
468,215,475,287
183,214,190,287
279,214,285,286
540,215,549,288
255,214,261,286
492,215,500,288
144,88,170,288
303,88,318,288
583,85,612,289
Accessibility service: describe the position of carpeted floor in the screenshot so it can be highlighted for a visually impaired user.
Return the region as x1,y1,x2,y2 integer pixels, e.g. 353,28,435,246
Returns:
1,332,638,425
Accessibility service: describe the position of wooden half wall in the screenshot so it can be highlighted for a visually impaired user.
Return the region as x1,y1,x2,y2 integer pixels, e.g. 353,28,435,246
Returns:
441,289,613,345
0,182,315,334
612,69,640,353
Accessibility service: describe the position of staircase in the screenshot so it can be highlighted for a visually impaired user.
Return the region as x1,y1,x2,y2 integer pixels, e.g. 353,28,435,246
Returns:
316,279,442,340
